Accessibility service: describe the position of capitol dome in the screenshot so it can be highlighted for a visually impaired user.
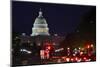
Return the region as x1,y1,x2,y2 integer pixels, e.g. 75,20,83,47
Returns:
34,16,47,24
31,9,50,36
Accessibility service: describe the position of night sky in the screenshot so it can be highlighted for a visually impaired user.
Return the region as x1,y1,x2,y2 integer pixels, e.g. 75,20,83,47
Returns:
12,1,95,35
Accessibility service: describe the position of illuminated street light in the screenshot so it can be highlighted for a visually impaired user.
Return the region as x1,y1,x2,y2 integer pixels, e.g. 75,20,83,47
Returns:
74,48,77,51
73,54,76,56
80,52,83,55
75,51,77,54
91,44,94,47
87,45,90,49
66,58,70,62
83,57,87,61
47,46,51,50
75,57,78,61
88,59,91,61
78,47,81,50
77,58,81,62
71,58,74,62
67,47,70,50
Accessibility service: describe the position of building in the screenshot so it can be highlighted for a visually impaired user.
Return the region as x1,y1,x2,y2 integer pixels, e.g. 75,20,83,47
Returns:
17,9,65,49
31,9,50,36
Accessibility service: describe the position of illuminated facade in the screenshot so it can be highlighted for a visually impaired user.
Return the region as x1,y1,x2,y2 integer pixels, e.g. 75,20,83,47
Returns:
31,9,50,36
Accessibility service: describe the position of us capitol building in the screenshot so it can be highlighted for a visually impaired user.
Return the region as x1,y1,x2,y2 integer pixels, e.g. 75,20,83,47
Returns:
17,9,65,48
